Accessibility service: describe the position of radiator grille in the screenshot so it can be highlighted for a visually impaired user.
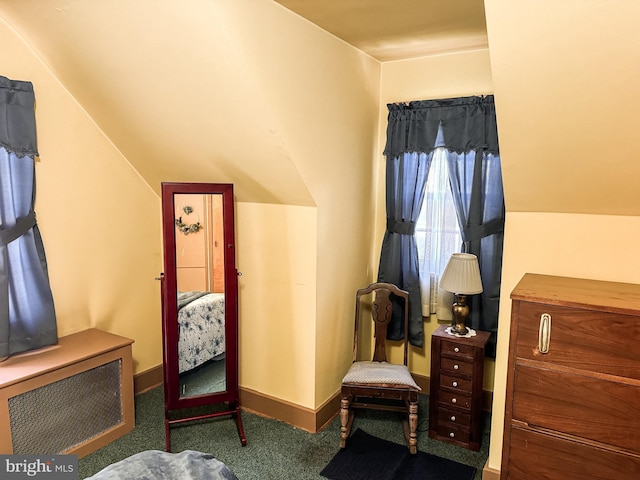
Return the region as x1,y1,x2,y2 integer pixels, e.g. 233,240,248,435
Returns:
8,360,123,454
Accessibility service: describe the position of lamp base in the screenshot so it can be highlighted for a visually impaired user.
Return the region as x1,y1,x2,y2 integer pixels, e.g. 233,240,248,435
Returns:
451,294,470,337
453,322,469,336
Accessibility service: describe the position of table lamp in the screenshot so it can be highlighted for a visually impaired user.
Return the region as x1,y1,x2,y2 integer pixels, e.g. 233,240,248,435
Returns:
439,253,483,335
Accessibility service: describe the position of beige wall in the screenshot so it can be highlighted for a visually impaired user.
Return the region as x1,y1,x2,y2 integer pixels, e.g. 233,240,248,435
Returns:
0,18,163,374
484,0,640,472
235,203,317,407
377,49,496,385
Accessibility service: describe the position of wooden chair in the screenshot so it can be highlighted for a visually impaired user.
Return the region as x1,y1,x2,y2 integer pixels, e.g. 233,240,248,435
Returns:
339,282,421,454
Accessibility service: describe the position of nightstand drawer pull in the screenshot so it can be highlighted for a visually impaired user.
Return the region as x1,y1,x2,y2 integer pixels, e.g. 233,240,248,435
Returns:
538,313,552,354
454,347,460,353
449,432,455,438
451,398,457,404
454,364,459,370
450,415,456,421
452,381,458,387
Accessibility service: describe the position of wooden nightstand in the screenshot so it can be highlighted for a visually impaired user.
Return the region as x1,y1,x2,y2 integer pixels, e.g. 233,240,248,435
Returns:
428,324,489,451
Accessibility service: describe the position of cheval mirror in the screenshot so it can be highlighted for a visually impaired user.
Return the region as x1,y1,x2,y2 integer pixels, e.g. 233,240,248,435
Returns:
160,182,246,451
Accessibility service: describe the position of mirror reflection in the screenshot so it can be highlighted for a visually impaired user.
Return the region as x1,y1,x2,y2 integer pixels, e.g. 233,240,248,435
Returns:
173,193,226,398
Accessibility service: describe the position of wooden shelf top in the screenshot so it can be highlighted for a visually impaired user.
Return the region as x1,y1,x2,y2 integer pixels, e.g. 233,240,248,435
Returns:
0,328,134,389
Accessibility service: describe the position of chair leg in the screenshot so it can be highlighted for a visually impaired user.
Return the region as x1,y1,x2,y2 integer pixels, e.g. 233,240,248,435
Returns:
339,396,353,448
408,399,418,454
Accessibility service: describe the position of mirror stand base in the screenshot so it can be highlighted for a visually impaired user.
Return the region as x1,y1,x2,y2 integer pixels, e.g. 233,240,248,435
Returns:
164,402,247,452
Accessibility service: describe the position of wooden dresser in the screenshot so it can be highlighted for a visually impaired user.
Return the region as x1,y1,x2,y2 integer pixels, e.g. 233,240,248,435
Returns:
429,324,490,451
501,274,640,479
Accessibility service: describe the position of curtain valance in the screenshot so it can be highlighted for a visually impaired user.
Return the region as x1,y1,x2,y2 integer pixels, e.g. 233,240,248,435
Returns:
0,76,39,158
384,95,499,158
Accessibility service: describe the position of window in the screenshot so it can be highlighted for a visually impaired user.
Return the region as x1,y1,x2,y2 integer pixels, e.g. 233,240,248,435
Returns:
415,148,461,319
380,96,502,354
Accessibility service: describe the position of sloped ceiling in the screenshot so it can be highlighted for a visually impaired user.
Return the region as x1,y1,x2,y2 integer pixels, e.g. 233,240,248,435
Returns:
0,0,315,204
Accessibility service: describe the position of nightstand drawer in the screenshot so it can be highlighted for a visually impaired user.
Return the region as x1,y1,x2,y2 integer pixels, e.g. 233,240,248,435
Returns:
440,357,473,377
440,339,475,359
440,373,472,393
438,407,471,428
439,390,472,410
436,423,470,443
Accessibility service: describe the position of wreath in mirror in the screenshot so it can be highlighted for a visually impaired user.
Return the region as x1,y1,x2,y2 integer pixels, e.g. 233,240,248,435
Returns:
175,205,203,235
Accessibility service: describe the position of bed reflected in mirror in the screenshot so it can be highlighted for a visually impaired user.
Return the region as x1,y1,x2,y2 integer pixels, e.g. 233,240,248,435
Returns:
177,291,226,397
173,193,227,399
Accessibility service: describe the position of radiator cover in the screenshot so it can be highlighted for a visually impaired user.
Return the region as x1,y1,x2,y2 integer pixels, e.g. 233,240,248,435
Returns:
0,329,134,458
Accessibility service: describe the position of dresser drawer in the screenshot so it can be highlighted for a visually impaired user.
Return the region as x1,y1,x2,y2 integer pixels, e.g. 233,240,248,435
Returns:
515,302,640,380
439,390,472,411
512,364,640,452
440,357,473,377
440,339,475,359
506,425,640,480
440,373,472,393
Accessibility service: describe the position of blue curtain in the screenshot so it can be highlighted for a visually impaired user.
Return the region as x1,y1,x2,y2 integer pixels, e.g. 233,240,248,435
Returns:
446,150,504,357
0,76,57,360
379,95,503,352
377,151,433,347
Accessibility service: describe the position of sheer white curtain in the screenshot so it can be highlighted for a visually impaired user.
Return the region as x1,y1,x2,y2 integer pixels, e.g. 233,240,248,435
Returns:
415,148,461,320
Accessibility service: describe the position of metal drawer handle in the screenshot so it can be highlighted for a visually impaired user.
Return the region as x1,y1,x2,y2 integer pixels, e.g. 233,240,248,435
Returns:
452,381,458,387
538,313,552,354
453,364,459,370
450,415,456,421
449,432,455,438
454,347,460,353
451,398,457,404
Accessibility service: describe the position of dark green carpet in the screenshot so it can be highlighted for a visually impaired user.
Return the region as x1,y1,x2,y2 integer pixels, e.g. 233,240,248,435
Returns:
79,387,489,479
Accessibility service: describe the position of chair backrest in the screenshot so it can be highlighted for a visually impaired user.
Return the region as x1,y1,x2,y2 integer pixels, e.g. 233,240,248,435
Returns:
353,282,410,366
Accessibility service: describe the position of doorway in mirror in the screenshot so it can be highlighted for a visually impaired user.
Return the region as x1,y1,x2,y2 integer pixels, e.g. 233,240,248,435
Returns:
160,182,246,451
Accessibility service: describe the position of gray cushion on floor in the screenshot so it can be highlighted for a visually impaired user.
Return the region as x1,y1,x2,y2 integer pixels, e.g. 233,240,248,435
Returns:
84,449,237,480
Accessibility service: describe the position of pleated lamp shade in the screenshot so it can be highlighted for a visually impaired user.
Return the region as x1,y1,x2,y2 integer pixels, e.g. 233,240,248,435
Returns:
439,253,483,295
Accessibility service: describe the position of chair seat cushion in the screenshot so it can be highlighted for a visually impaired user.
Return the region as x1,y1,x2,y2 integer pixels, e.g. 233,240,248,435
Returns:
342,361,421,390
